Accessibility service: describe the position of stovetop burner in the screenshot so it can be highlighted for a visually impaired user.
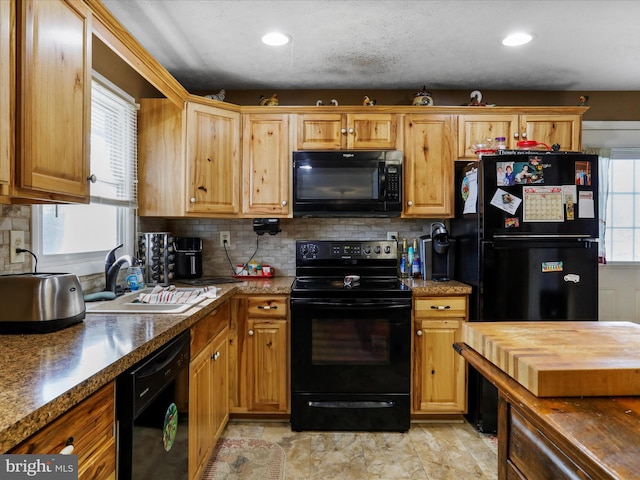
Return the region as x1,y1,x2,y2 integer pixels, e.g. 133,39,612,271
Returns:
292,240,411,299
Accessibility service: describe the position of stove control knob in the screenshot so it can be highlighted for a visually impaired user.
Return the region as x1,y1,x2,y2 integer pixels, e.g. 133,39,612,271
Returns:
384,245,392,254
363,246,371,255
309,244,318,254
374,245,381,254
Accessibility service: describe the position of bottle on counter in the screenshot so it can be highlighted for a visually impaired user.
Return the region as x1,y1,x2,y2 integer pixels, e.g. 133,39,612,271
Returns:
399,238,409,279
495,136,507,150
411,238,422,279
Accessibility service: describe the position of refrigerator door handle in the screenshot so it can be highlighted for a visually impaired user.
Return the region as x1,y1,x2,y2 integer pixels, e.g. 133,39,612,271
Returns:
493,234,595,240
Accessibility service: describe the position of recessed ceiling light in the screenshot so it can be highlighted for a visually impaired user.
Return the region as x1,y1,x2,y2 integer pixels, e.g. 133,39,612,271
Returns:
502,32,533,47
261,32,291,46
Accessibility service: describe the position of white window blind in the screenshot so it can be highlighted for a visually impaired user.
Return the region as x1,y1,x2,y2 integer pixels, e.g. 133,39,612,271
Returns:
90,73,138,207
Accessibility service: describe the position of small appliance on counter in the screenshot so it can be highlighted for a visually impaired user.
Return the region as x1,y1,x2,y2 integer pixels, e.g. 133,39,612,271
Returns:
0,273,85,333
173,237,203,280
419,222,456,281
137,232,175,285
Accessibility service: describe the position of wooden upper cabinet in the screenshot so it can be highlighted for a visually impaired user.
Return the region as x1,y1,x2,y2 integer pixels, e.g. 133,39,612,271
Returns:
242,114,291,217
16,0,91,202
458,109,585,158
297,113,398,150
457,114,519,158
138,98,241,217
520,114,582,151
0,0,13,200
403,114,455,217
186,102,240,215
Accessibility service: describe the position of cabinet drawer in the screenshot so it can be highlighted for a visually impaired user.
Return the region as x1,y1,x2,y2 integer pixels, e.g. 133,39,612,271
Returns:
414,296,467,318
191,301,230,357
11,382,115,476
247,296,288,318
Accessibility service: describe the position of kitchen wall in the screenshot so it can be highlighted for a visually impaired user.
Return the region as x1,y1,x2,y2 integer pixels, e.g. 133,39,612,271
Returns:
142,216,438,278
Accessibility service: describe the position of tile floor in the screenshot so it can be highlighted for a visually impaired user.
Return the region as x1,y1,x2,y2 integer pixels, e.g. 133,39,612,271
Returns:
221,420,498,480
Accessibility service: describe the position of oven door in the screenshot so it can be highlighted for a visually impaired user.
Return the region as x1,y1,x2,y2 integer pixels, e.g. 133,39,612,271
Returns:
290,297,411,394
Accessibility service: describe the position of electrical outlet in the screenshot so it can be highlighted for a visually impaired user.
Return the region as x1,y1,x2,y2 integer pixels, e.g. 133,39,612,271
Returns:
387,231,398,241
10,231,25,263
220,231,231,247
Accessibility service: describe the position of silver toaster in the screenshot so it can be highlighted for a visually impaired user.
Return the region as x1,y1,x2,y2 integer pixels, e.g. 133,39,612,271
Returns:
0,273,85,333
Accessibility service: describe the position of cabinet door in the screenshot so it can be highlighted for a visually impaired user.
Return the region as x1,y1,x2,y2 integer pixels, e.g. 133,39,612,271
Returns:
247,319,288,412
10,382,116,480
242,114,290,216
403,114,455,217
414,318,466,413
457,114,519,158
0,0,12,198
211,326,229,441
17,0,91,201
189,342,214,480
520,114,582,151
296,113,343,149
348,113,398,149
186,102,240,215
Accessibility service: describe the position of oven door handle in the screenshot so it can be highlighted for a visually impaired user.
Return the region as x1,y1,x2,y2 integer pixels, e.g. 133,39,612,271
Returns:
292,300,409,309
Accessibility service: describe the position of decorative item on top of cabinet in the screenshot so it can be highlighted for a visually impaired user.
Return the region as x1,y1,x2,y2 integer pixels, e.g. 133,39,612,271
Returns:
259,94,279,106
229,295,289,414
412,86,434,106
412,296,467,414
403,114,455,217
204,89,226,102
457,108,586,159
242,114,291,217
189,302,230,480
14,0,92,203
296,112,398,150
10,382,116,480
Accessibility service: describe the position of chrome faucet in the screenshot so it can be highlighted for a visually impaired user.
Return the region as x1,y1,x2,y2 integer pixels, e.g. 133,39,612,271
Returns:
104,244,139,293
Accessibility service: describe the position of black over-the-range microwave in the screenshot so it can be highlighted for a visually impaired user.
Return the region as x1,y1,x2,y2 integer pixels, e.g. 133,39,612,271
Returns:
292,150,403,217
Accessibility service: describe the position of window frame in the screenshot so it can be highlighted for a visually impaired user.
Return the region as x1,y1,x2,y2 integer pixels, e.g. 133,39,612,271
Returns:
32,72,138,277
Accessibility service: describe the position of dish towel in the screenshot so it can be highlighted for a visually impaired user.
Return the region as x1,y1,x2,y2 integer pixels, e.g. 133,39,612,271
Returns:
136,285,214,304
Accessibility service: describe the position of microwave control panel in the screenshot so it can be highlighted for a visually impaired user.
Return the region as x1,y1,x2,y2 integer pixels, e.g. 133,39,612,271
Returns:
386,166,400,201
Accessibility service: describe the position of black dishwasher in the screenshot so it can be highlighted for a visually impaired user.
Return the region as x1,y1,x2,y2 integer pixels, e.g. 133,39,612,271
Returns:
117,331,190,480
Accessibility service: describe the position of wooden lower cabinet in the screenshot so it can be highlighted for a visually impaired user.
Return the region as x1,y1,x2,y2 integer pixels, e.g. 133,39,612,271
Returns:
230,295,289,414
412,296,467,414
10,382,116,480
189,302,230,480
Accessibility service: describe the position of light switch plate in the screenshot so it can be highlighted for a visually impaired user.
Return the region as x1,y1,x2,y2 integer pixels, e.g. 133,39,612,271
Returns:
10,231,25,263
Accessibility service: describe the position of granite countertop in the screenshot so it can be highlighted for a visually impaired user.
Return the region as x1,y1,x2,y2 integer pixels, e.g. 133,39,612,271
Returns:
403,278,472,296
0,275,468,452
0,277,294,453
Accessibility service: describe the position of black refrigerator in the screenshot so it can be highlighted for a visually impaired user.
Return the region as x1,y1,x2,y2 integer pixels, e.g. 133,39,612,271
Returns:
450,150,599,433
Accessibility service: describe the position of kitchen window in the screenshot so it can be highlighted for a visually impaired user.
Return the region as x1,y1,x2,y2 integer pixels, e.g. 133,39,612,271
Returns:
603,148,640,262
32,72,138,276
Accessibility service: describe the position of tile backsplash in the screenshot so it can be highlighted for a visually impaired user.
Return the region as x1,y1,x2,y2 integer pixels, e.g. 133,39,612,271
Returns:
1,206,443,288
153,216,443,277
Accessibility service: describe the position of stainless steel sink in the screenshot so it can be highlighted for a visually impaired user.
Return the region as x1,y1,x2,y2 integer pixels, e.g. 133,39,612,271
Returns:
85,287,211,314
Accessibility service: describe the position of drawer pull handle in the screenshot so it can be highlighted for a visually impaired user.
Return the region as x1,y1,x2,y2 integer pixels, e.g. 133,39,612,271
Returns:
430,305,451,310
258,305,277,310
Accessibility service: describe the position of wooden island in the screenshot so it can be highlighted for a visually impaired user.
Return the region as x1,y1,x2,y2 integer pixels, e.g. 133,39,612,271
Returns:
456,321,640,480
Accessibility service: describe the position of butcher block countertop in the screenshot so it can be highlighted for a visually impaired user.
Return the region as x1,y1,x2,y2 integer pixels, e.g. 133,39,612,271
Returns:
463,321,640,397
457,323,640,480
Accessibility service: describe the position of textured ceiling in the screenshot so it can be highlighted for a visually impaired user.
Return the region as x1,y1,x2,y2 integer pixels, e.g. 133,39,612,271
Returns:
100,0,640,92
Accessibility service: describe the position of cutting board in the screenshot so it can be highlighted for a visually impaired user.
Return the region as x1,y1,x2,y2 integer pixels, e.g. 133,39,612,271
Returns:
463,321,640,397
